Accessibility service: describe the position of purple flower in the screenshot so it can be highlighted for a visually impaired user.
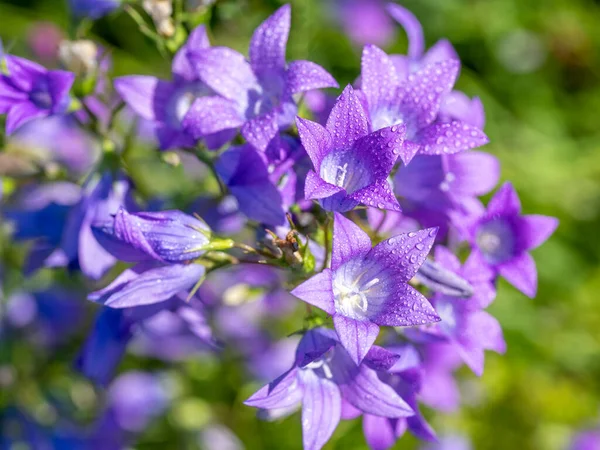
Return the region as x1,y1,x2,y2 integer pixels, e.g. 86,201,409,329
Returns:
69,0,121,19
92,207,212,263
215,144,286,225
459,182,558,298
0,55,74,134
359,44,489,157
569,429,600,450
115,25,231,150
245,328,414,450
88,261,206,308
292,213,439,364
184,4,338,151
335,0,396,47
298,85,411,212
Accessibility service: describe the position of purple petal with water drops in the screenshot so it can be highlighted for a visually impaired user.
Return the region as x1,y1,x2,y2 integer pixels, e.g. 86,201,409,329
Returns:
285,60,338,95
5,101,46,134
331,212,372,270
89,262,205,308
114,76,166,121
190,47,259,105
296,117,333,169
241,111,279,152
498,252,537,298
172,25,210,82
333,315,379,365
372,284,440,327
353,123,407,170
304,170,344,200
364,346,401,372
325,85,370,149
361,44,399,111
440,91,485,129
350,180,401,212
244,368,303,410
299,369,341,450
249,5,290,75
183,96,244,138
446,151,499,197
421,39,460,67
291,269,335,315
398,60,459,131
368,228,437,281
416,120,489,155
386,4,424,59
486,182,521,216
516,214,558,251
363,414,398,450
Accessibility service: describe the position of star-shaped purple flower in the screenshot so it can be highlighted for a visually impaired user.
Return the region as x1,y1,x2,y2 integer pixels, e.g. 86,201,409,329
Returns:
245,328,414,450
183,4,338,151
114,25,232,150
359,44,489,157
298,85,413,212
460,182,558,298
291,213,440,364
0,55,74,134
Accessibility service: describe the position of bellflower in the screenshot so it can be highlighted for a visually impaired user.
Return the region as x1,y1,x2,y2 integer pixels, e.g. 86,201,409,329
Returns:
215,144,286,225
298,85,412,212
92,207,212,263
0,54,74,134
245,328,414,450
292,213,439,364
359,44,489,156
115,25,231,150
184,4,338,151
459,182,558,298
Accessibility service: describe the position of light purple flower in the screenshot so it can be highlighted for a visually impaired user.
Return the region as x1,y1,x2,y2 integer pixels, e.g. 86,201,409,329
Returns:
114,25,231,150
298,85,411,212
184,4,338,151
459,182,558,298
245,328,414,450
292,213,439,364
0,55,74,134
359,44,488,156
93,207,212,263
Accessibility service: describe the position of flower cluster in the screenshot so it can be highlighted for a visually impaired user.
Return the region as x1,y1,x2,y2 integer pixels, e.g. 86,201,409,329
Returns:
0,2,558,449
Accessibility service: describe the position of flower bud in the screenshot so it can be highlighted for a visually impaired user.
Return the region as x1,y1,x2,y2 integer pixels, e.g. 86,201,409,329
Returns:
142,0,175,37
58,40,98,77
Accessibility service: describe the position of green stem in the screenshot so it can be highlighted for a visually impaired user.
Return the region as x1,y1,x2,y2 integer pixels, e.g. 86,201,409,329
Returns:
195,147,227,198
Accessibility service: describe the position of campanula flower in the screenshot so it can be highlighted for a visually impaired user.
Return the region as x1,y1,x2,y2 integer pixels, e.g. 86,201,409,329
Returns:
458,182,558,298
115,25,231,150
292,213,439,364
184,4,338,151
92,207,212,263
0,54,74,134
359,44,489,156
298,85,411,212
245,328,414,450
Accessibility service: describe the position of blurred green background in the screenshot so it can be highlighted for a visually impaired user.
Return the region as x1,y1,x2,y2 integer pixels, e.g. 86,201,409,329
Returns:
1,0,599,449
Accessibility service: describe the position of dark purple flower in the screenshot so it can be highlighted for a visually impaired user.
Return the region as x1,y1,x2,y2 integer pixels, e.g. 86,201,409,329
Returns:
245,328,413,450
88,261,206,308
115,25,231,150
215,144,286,225
459,182,558,298
298,85,411,212
184,5,338,151
93,207,212,263
69,0,121,19
292,213,439,364
0,55,74,134
359,44,488,157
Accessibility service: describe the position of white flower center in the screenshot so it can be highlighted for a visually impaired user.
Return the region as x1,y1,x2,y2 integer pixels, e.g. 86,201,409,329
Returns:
333,272,380,320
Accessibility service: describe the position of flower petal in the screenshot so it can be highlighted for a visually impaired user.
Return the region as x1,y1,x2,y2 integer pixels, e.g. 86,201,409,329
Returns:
299,370,341,450
416,120,489,155
326,85,370,150
183,96,244,138
114,76,166,121
361,44,399,112
241,111,279,152
285,60,338,95
364,346,401,372
487,182,521,216
5,101,46,134
333,315,379,365
446,150,499,196
349,180,401,212
363,414,398,450
296,116,333,169
291,269,335,315
172,25,210,81
304,170,344,200
516,214,558,251
498,252,537,298
249,4,291,75
331,212,372,270
372,284,440,327
46,70,75,112
244,368,303,410
386,4,424,59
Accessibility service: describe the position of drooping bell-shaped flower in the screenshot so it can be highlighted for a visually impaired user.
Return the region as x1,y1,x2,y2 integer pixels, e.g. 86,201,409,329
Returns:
291,213,440,364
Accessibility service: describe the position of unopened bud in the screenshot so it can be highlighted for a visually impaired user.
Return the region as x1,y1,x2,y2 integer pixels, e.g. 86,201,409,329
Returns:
58,40,98,76
142,0,175,37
